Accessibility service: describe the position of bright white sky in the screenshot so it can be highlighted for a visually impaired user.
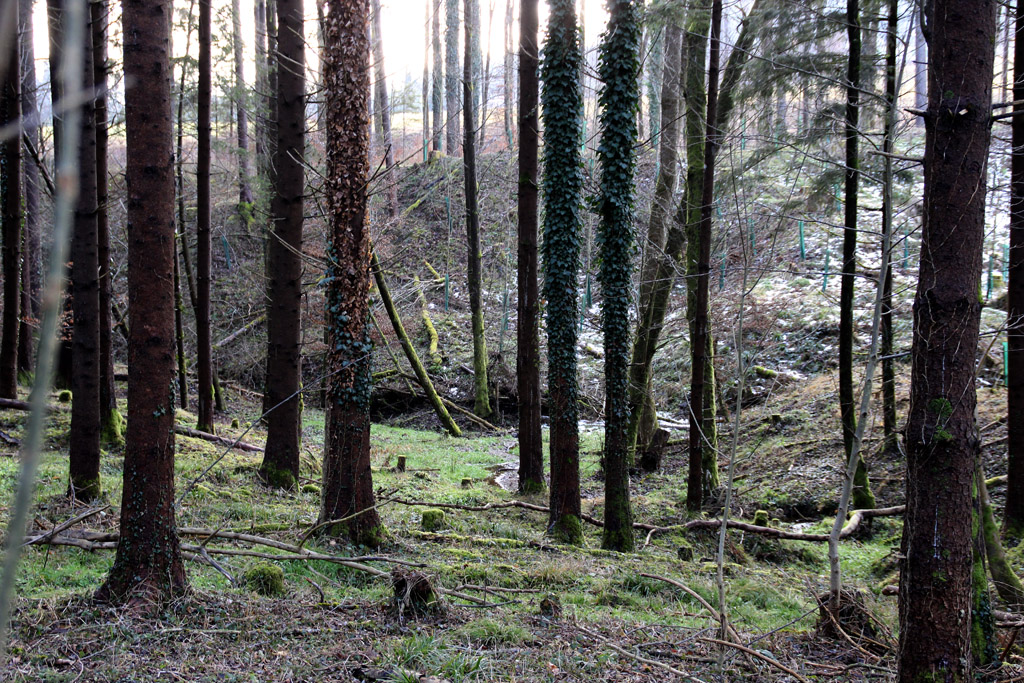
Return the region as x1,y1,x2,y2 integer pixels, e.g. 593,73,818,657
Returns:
29,0,614,94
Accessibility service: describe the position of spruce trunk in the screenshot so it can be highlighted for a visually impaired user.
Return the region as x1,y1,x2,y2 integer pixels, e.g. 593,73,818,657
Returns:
897,0,994,677
260,0,305,489
98,0,187,602
196,0,215,433
515,0,543,493
0,12,20,399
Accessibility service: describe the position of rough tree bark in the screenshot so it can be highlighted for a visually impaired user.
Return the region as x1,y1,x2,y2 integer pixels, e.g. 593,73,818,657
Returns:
97,0,188,603
93,0,122,446
683,0,719,505
840,0,875,511
445,0,460,154
68,1,102,501
431,0,443,152
319,0,384,548
1007,0,1024,538
516,0,542,494
597,0,641,553
897,0,995,678
880,0,898,456
0,7,20,400
370,0,397,216
18,0,40,319
541,0,584,545
260,0,305,489
196,0,215,434
233,0,254,210
463,2,491,420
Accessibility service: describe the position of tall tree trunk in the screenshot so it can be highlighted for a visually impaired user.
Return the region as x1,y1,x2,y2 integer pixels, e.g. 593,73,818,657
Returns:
841,0,875,511
627,21,681,464
431,0,443,152
503,0,513,149
319,0,384,548
254,0,268,175
423,0,430,160
897,0,994,678
516,0,542,494
542,0,584,545
468,0,481,131
370,0,397,216
69,1,102,501
683,0,717,509
687,0,721,513
1007,0,1024,539
463,0,491,419
93,0,121,446
880,0,898,456
98,0,188,603
646,23,663,149
197,0,215,433
260,0,305,489
19,0,40,319
233,0,253,211
174,238,189,408
0,7,20,399
913,13,926,125
445,0,460,154
174,0,195,411
631,0,763,456
597,0,641,553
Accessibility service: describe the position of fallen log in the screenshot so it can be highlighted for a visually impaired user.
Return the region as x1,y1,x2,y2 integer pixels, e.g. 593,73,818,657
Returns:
0,397,32,411
174,424,264,453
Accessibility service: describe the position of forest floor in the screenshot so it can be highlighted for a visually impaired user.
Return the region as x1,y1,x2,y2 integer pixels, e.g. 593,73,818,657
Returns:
0,368,1022,682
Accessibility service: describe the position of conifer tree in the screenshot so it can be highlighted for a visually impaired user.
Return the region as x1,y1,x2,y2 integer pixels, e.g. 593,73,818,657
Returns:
260,0,305,488
99,0,188,603
898,0,994,677
0,1,21,400
516,0,543,493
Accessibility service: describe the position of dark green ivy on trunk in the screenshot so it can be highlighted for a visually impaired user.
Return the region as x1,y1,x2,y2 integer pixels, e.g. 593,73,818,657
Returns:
541,0,584,545
597,0,641,553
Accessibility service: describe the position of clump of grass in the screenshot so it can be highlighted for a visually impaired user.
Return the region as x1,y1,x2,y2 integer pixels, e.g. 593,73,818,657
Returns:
457,618,530,646
244,562,285,596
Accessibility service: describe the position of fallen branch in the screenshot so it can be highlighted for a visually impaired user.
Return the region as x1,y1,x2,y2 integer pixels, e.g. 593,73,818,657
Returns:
576,625,709,683
23,506,110,547
214,315,266,348
174,425,264,453
0,397,33,411
676,506,905,542
697,638,811,683
639,573,741,643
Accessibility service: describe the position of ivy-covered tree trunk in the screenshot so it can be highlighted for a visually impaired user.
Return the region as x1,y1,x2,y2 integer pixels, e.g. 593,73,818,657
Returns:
897,0,994,678
0,12,20,400
319,0,384,548
445,0,460,155
260,0,305,489
541,0,584,545
196,0,215,434
98,0,188,603
463,2,491,420
627,20,682,464
597,0,641,553
1006,0,1024,539
431,0,443,152
93,0,122,446
516,0,543,494
840,0,875,511
69,3,102,501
